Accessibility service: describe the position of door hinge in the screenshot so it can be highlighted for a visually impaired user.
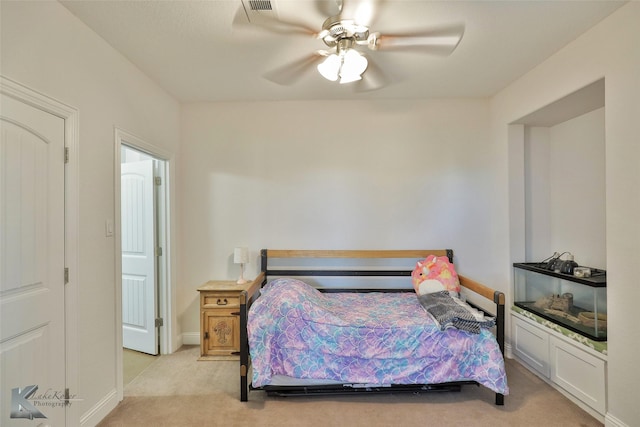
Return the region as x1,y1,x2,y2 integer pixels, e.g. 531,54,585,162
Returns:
64,388,70,406
64,147,69,164
64,267,69,284
155,247,163,256
204,331,209,340
154,176,162,186
155,317,163,327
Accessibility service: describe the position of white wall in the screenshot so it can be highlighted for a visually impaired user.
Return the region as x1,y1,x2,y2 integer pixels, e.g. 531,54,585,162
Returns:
493,3,640,425
178,99,503,334
0,2,180,424
548,108,606,268
524,126,552,260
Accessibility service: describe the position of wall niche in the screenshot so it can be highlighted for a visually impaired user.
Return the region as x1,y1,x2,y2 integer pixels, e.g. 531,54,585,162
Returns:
511,79,605,270
508,79,608,422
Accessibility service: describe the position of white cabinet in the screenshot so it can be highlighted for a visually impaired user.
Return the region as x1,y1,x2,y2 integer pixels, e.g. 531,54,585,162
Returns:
511,311,607,420
549,336,606,415
513,314,550,377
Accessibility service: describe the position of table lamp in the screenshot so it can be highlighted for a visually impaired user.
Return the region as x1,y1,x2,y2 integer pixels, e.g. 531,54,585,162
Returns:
234,247,249,285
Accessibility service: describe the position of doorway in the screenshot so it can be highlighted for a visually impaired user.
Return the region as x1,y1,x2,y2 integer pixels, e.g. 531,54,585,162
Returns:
115,129,173,398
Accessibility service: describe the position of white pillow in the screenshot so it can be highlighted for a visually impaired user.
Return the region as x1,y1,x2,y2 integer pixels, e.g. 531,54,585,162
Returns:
417,279,446,295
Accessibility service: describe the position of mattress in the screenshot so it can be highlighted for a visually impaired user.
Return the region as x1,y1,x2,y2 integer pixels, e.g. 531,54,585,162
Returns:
248,278,509,394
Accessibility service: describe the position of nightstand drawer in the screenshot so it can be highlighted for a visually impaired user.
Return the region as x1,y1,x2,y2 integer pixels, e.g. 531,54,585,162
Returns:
202,294,240,309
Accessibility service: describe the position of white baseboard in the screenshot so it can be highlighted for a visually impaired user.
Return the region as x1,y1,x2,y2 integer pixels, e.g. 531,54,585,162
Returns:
80,388,118,427
172,331,184,352
504,342,513,359
605,413,630,427
181,332,200,346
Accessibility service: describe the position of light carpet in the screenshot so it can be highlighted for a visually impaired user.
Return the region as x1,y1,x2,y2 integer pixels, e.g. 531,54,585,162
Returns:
98,345,602,427
123,348,158,386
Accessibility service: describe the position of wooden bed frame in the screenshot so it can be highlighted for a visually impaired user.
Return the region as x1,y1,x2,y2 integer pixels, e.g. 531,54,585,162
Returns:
238,249,505,405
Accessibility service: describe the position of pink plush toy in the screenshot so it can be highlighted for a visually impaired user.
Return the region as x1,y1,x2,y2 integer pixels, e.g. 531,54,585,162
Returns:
412,255,461,296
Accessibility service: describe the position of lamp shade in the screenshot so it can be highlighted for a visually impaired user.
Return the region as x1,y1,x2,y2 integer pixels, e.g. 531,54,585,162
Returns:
339,49,368,84
233,247,249,264
317,54,341,81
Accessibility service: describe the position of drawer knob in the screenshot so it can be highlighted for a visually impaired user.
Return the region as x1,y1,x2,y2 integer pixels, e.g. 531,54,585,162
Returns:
217,298,228,306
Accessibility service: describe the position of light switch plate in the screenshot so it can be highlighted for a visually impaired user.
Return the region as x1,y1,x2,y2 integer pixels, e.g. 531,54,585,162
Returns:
105,219,114,237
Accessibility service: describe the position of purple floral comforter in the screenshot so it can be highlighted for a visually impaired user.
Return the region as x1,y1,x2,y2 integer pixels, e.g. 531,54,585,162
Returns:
248,278,508,394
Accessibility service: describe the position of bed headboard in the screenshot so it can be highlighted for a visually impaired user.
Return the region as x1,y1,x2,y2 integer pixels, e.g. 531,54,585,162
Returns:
259,249,453,281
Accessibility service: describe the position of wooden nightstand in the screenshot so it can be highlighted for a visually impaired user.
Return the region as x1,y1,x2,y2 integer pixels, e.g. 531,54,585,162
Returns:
197,280,251,361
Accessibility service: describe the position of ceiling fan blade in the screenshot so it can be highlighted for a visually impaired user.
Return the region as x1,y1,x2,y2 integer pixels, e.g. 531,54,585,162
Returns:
263,52,327,85
339,0,382,27
315,0,342,18
354,56,389,92
233,6,319,37
372,24,465,56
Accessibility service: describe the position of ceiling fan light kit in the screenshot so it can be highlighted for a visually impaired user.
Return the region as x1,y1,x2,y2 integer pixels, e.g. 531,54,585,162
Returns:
317,38,368,84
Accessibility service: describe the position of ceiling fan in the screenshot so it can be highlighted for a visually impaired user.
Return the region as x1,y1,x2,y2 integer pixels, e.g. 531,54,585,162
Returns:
234,0,465,91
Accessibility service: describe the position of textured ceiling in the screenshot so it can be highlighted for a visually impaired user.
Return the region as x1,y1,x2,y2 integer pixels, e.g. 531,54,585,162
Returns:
61,0,625,102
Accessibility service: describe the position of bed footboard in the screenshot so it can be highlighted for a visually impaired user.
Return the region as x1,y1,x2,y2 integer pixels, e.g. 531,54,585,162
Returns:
240,272,264,402
459,274,505,405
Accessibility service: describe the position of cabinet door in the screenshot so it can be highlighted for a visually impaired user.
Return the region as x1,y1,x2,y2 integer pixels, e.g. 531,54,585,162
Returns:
513,316,550,378
550,336,606,415
202,309,240,357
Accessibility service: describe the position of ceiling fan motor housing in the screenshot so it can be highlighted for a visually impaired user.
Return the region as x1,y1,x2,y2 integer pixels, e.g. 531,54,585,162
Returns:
321,16,369,48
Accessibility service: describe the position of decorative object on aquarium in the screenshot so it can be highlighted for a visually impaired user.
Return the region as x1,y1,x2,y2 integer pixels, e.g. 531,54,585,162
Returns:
573,267,592,278
579,312,607,330
534,293,573,313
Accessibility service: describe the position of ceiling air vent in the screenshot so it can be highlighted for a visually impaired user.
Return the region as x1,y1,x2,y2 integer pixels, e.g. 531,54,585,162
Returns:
248,0,272,11
241,0,278,22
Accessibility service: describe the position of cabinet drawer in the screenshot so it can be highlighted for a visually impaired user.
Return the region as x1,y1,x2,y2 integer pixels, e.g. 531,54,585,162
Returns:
202,293,241,309
513,315,550,378
550,336,606,414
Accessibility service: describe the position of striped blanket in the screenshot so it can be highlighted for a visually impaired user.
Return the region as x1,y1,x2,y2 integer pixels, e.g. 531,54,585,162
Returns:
417,291,495,334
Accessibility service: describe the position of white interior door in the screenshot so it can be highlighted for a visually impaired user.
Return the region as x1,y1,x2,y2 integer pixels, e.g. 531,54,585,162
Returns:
0,93,66,425
121,159,158,355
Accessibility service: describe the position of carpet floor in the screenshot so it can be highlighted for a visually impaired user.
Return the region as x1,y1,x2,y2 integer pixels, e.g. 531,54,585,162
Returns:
99,345,602,427
123,348,158,386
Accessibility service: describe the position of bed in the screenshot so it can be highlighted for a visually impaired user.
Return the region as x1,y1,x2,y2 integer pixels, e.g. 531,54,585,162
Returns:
238,249,508,405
